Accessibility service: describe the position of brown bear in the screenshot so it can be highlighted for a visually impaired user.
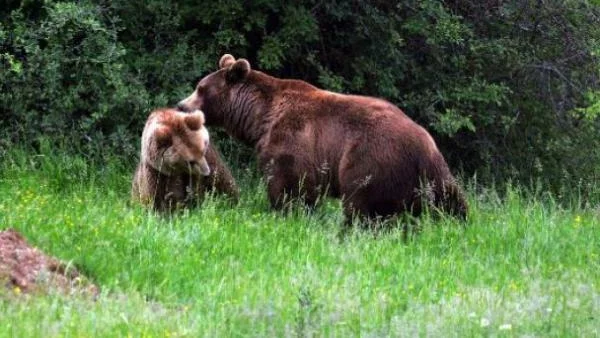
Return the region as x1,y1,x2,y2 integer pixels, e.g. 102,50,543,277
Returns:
131,108,239,212
177,54,467,224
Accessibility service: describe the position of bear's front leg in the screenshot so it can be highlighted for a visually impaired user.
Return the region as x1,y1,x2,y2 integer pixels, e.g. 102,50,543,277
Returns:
261,153,318,211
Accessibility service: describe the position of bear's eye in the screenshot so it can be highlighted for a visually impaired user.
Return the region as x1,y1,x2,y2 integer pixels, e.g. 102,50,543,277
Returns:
154,127,172,148
157,136,172,149
195,85,205,94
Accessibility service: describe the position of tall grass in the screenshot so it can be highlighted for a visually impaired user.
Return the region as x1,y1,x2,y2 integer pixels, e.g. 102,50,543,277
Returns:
0,146,598,337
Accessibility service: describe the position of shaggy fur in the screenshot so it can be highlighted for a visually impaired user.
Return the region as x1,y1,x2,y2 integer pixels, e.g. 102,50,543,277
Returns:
178,54,467,223
132,108,239,212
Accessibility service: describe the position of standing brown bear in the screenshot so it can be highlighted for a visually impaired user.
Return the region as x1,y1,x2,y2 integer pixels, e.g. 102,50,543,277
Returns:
132,108,239,212
177,54,467,224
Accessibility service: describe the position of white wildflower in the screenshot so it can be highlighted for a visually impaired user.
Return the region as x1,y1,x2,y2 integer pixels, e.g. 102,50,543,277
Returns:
480,318,490,327
499,324,512,330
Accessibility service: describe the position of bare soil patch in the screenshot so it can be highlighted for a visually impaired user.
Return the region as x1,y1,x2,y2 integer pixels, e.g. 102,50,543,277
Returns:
0,228,98,296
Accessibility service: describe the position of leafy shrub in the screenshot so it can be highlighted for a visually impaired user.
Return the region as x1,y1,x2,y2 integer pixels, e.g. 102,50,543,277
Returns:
1,1,153,159
1,0,599,198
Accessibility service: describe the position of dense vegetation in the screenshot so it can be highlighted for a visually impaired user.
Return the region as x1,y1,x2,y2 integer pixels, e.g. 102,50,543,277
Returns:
1,0,599,195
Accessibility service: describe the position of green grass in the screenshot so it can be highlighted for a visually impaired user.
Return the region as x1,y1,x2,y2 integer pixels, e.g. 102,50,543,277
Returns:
0,147,599,337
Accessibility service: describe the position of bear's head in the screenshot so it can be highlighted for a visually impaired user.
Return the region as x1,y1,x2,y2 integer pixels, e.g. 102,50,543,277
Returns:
177,54,252,125
141,109,211,177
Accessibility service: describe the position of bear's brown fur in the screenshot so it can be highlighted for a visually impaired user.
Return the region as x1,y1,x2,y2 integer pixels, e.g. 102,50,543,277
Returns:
132,108,239,212
177,54,467,224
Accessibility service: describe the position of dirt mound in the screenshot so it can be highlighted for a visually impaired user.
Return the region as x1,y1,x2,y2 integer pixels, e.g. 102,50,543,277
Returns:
0,229,98,296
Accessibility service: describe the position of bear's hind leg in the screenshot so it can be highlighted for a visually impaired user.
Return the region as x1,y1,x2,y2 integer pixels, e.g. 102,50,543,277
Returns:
340,193,379,228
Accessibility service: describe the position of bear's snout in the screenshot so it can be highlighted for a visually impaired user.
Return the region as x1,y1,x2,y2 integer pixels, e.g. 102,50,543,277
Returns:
176,90,202,113
176,102,190,112
188,158,211,177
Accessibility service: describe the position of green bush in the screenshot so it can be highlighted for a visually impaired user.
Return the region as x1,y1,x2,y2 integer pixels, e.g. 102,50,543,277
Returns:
1,1,151,159
1,0,599,198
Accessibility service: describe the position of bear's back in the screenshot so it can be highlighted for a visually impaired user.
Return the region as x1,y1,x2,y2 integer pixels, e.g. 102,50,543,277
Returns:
270,87,431,147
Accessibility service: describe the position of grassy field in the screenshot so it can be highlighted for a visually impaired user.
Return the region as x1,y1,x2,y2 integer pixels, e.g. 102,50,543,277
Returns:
0,147,599,337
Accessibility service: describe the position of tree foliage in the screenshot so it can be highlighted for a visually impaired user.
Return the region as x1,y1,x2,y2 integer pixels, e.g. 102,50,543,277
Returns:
1,0,599,193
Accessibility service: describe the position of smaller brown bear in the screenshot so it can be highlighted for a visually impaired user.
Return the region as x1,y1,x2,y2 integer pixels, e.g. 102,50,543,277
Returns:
132,108,239,212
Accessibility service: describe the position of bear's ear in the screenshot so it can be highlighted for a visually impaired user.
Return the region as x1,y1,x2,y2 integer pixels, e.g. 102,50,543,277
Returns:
184,110,205,131
219,54,235,69
225,59,251,84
